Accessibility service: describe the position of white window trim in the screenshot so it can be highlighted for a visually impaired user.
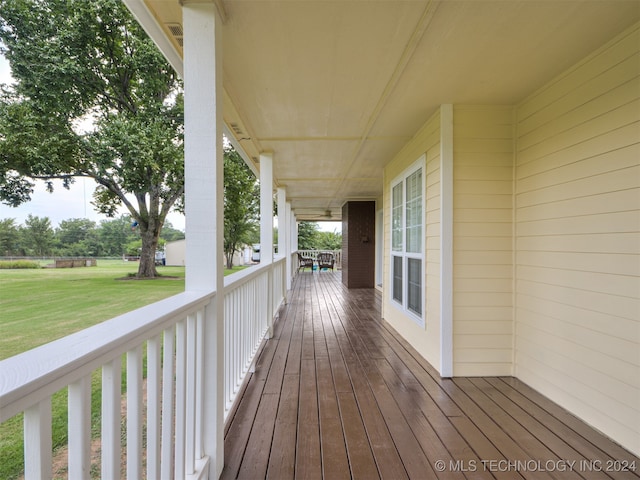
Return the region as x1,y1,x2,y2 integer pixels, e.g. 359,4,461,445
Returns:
389,155,426,328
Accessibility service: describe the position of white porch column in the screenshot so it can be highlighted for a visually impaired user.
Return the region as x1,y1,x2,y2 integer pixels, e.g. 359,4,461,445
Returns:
293,215,299,252
260,152,274,336
286,202,293,288
260,152,274,266
277,188,287,259
277,188,291,290
440,104,454,378
183,3,224,477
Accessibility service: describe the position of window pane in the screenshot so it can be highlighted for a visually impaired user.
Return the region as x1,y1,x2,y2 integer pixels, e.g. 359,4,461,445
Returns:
392,256,403,302
392,182,403,251
407,258,422,316
405,169,422,253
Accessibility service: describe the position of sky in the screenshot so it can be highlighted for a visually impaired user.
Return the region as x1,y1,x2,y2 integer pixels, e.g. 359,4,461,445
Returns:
0,54,341,233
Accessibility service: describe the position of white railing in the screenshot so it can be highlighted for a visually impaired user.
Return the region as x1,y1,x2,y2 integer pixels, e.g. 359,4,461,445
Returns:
0,257,287,480
296,249,342,270
222,256,286,415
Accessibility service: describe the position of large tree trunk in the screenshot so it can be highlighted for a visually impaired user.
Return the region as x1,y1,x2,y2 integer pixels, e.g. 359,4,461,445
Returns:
137,223,160,278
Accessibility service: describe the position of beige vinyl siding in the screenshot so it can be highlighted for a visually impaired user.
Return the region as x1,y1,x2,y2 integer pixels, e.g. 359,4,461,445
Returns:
383,109,442,371
452,106,514,376
514,23,640,456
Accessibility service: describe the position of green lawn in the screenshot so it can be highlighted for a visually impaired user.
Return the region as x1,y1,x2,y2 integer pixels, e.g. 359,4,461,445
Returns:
0,259,248,479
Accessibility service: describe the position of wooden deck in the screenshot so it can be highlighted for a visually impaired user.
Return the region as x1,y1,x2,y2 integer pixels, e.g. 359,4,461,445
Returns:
221,272,639,480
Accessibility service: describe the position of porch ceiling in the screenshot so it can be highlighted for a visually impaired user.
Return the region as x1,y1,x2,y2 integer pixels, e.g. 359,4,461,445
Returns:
130,0,640,221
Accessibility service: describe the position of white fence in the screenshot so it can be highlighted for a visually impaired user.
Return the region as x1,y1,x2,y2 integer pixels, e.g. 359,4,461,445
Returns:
0,256,287,480
296,249,342,270
223,256,286,414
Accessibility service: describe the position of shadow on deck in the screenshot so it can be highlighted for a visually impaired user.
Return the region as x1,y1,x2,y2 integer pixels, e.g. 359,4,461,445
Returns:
221,271,639,480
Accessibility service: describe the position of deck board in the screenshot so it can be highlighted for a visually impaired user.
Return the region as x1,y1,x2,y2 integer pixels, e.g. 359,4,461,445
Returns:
221,271,640,479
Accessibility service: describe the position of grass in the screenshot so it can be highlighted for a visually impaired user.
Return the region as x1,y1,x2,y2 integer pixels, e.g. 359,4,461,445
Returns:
0,260,40,269
0,261,186,360
0,259,250,479
0,260,186,479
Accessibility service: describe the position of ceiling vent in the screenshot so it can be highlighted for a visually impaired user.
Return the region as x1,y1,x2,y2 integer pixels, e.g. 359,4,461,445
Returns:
229,122,243,135
166,23,184,47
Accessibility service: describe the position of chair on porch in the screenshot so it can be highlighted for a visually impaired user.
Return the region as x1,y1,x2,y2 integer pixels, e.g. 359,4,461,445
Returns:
297,252,314,272
316,252,335,271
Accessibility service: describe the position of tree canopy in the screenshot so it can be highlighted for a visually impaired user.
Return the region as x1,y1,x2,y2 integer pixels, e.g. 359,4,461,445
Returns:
297,221,342,251
223,146,259,268
0,0,183,277
0,213,184,257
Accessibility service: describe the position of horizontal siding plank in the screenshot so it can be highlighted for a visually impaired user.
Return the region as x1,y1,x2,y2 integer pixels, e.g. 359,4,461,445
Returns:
517,26,639,121
515,291,639,341
455,194,514,209
453,265,513,278
517,264,640,298
454,319,513,334
454,349,513,363
515,278,639,320
454,308,513,323
516,308,640,369
516,187,639,222
455,251,513,265
517,120,640,172
454,138,513,154
516,163,640,208
454,152,513,166
455,180,512,195
453,278,513,293
518,53,640,139
516,210,639,237
516,232,640,255
517,251,640,277
455,222,512,237
454,334,513,349
518,74,640,150
454,235,513,251
453,292,513,306
516,141,640,190
515,338,640,427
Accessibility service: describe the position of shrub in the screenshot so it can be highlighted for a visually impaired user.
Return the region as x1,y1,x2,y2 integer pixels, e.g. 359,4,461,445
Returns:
0,260,41,269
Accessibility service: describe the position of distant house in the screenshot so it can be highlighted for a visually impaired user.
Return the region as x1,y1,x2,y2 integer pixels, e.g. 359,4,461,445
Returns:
165,239,252,267
165,239,185,266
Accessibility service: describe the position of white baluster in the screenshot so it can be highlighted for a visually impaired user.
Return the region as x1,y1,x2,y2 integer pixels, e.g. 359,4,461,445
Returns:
147,334,161,480
24,398,52,480
68,376,91,479
161,327,175,480
127,346,143,479
101,357,121,480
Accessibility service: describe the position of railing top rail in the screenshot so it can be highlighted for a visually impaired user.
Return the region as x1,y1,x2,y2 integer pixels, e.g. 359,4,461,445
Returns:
0,290,214,422
223,255,286,291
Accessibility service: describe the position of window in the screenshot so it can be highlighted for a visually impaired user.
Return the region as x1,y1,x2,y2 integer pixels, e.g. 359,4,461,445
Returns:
390,158,424,325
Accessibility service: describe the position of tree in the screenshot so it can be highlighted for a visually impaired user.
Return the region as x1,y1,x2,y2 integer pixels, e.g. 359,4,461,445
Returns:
0,218,20,255
159,220,185,243
0,0,183,277
97,215,139,257
223,146,259,268
23,214,54,256
297,221,320,250
54,218,100,256
315,229,342,251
